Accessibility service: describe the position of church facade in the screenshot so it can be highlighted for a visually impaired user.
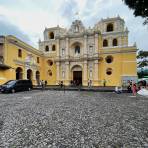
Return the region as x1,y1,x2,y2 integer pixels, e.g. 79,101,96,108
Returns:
0,16,137,86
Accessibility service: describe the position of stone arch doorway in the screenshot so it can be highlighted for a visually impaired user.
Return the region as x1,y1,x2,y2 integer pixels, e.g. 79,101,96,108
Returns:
36,71,40,85
27,69,33,80
71,65,82,85
16,67,23,80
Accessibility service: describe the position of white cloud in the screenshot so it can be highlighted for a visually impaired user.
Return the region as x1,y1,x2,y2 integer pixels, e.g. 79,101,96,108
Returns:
0,0,147,50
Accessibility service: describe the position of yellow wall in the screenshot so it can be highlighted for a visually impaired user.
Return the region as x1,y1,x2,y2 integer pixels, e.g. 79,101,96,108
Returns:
122,52,137,76
0,36,44,85
43,57,57,85
0,35,137,87
99,53,122,86
98,47,137,86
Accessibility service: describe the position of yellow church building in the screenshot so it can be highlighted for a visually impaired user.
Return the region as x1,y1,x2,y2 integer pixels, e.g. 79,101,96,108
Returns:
0,16,137,86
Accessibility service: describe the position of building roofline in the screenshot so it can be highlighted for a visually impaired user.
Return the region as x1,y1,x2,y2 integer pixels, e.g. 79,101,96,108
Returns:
6,35,44,56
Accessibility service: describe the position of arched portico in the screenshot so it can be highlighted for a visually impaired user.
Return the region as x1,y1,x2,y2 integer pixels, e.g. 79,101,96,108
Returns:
16,67,23,80
27,69,33,80
36,71,40,85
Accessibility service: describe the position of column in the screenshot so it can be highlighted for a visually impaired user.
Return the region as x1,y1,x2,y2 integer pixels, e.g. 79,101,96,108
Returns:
56,39,60,57
95,34,99,55
118,36,122,47
24,69,27,79
65,61,70,85
83,61,88,86
93,60,99,86
66,38,69,59
33,70,37,85
109,37,112,47
56,62,60,85
83,35,87,57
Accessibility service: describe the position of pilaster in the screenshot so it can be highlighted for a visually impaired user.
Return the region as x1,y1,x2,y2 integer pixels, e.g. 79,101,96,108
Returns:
56,39,60,57
65,61,70,85
93,60,99,86
56,62,60,85
95,33,99,54
83,61,88,86
66,38,69,59
84,35,87,57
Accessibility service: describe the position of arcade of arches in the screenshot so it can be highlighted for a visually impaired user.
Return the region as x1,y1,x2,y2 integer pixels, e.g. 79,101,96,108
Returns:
15,67,40,84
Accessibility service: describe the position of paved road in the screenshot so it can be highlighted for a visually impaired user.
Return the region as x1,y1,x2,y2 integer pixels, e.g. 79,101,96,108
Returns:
0,90,148,148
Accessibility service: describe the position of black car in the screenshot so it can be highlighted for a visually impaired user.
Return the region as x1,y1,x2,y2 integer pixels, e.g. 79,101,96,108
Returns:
0,80,33,93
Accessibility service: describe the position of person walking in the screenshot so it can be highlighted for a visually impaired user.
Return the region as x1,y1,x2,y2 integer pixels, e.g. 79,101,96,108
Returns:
132,83,137,96
103,79,106,87
45,80,47,87
41,80,44,90
127,80,132,93
60,81,63,88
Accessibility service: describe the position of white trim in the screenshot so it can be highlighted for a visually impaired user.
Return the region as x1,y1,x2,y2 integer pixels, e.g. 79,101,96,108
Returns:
123,61,136,63
121,75,137,76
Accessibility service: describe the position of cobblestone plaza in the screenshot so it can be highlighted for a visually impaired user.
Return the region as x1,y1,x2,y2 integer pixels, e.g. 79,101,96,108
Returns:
0,91,148,147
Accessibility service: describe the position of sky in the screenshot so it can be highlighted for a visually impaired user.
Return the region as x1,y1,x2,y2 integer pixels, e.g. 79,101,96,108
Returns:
0,0,148,51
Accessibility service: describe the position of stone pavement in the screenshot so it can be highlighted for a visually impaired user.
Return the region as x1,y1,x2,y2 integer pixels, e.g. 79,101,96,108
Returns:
0,90,148,148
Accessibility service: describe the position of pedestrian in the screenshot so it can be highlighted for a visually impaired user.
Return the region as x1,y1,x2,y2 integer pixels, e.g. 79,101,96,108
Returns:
115,86,122,94
41,80,44,90
132,83,137,96
103,79,106,87
127,80,132,93
45,80,47,87
60,81,63,88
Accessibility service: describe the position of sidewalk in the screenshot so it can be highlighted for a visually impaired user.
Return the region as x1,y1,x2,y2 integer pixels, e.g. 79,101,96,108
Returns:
33,85,128,92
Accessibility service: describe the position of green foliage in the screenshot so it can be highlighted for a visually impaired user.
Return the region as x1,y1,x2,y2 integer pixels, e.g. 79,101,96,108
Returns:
138,60,148,67
137,50,148,78
137,50,148,68
123,0,148,24
137,50,148,59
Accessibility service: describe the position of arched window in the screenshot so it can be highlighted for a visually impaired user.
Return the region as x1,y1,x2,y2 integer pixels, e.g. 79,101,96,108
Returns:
45,45,49,52
106,23,114,32
113,38,118,46
49,32,54,39
18,49,22,57
75,45,80,54
52,45,56,51
103,39,108,47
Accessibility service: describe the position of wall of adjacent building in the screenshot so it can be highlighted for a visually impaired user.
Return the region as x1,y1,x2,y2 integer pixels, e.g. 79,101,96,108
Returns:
0,36,44,85
98,47,137,86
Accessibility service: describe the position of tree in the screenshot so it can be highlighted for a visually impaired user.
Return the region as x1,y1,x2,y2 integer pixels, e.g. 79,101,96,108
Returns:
122,0,148,24
137,50,148,78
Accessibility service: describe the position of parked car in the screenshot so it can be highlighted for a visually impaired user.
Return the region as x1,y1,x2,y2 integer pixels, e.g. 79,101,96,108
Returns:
0,80,33,93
